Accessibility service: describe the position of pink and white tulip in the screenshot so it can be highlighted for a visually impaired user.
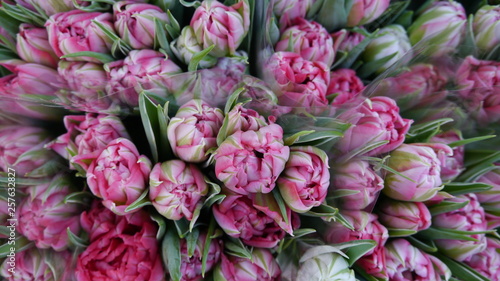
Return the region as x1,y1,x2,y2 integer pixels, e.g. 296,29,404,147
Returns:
16,24,59,68
327,69,364,107
377,198,432,232
347,0,390,27
214,249,281,281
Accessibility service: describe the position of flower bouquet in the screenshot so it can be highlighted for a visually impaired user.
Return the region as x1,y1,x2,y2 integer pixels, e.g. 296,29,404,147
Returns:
0,0,500,280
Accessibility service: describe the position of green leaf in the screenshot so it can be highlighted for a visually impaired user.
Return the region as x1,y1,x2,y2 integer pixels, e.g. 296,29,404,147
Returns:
224,88,247,114
0,226,10,237
0,236,33,258
405,118,454,142
406,236,438,253
179,0,201,8
394,10,413,29
315,0,353,32
166,10,181,38
337,240,377,266
174,219,190,239
327,189,360,199
365,1,410,30
139,92,161,163
429,200,470,216
224,237,253,259
458,14,477,58
442,182,492,196
61,51,114,63
203,179,225,208
283,130,315,146
387,228,418,237
272,188,290,227
338,140,389,163
357,52,398,79
154,17,175,59
464,150,500,167
291,130,345,147
432,253,490,281
124,189,152,213
458,162,500,183
186,228,200,258
0,9,21,36
201,217,217,276
418,227,494,242
64,191,92,205
304,204,339,222
448,135,496,148
157,102,174,161
150,212,167,240
188,45,215,71
67,228,88,248
162,228,182,281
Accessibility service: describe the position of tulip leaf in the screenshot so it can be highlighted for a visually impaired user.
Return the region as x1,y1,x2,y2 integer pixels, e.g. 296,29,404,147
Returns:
188,45,215,72
432,253,490,281
186,228,200,258
165,10,181,39
429,200,469,216
201,217,217,276
304,204,339,222
405,118,454,142
154,17,175,59
150,212,167,240
365,1,410,30
458,162,500,183
0,236,34,258
442,182,492,196
387,228,418,237
482,205,500,217
353,265,386,281
394,10,413,29
0,9,21,36
338,28,378,70
225,237,253,259
0,226,9,237
458,14,477,58
406,236,438,252
174,219,190,238
335,240,377,266
64,191,93,205
1,2,45,26
139,92,160,163
290,130,344,148
162,228,182,281
61,51,114,64
67,228,89,248
417,227,490,242
283,130,316,146
224,88,248,114
314,0,353,32
179,0,201,8
338,140,389,163
0,174,50,186
327,189,360,200
203,178,225,207
357,52,398,79
124,189,152,213
271,188,290,227
464,150,500,167
157,102,174,161
447,135,496,148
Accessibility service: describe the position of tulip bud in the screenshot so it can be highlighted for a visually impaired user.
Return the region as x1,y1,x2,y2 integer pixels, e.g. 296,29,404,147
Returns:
383,143,452,202
473,5,500,55
377,198,432,233
464,237,500,280
296,247,356,281
172,26,218,68
214,249,281,281
347,0,390,27
430,130,465,182
16,24,59,68
219,104,268,139
114,2,169,49
408,1,467,55
362,24,412,74
331,29,366,54
149,160,208,221
167,99,224,163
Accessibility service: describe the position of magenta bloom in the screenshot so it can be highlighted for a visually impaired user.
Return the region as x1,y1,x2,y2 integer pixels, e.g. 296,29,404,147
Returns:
213,194,289,248
347,0,390,26
167,100,224,163
268,51,330,108
377,198,432,233
177,232,222,281
114,2,169,49
328,69,364,106
191,0,250,57
434,193,488,262
275,18,335,67
80,200,125,242
332,160,384,210
80,138,152,215
17,175,82,251
16,23,59,68
456,56,500,124
220,104,268,137
214,249,281,281
215,124,290,194
75,210,164,281
464,237,500,281
356,247,388,280
105,49,181,106
149,160,208,221
430,130,465,182
46,10,114,62
336,96,413,157
278,146,329,213
385,239,451,281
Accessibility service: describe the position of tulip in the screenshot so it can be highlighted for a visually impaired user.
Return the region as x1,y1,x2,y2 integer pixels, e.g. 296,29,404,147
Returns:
347,0,390,27
114,2,169,49
430,130,465,182
476,168,500,210
275,18,335,67
456,56,500,124
17,174,82,251
408,1,467,55
219,104,268,138
105,49,182,107
385,239,451,281
356,247,388,280
0,248,75,281
0,125,57,177
331,29,366,54
464,237,500,281
296,247,356,281
167,100,224,163
377,198,432,233
327,68,364,106
213,194,288,248
362,24,412,74
267,51,330,108
331,160,384,210
30,0,89,16
473,5,500,55
46,10,115,62
0,60,62,97
16,24,59,68
172,26,218,68
434,193,488,262
79,138,152,215
335,96,413,157
214,123,289,194
213,248,281,281
273,0,313,30
149,160,208,221
177,232,222,280
383,143,452,202
191,0,250,57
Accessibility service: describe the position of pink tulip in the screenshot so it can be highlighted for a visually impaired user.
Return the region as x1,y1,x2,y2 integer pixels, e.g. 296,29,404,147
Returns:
456,56,500,124
16,24,59,68
267,51,330,108
275,18,335,67
214,124,289,194
0,125,56,176
476,168,500,210
356,247,388,280
76,210,164,281
331,160,384,210
220,104,268,137
177,232,222,281
430,130,465,182
80,200,124,242
213,194,288,248
385,239,451,281
278,146,330,213
335,96,413,157
46,10,115,62
273,0,313,29
331,29,366,54
0,248,75,281
347,0,390,27
17,175,82,251
105,49,181,106
114,2,169,49
474,5,500,55
79,138,152,215
47,113,129,168
434,193,488,262
328,69,364,106
191,0,250,57
464,237,500,281
172,26,217,68
377,198,432,232
149,160,208,221
167,100,224,163
213,249,281,281
30,0,89,16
